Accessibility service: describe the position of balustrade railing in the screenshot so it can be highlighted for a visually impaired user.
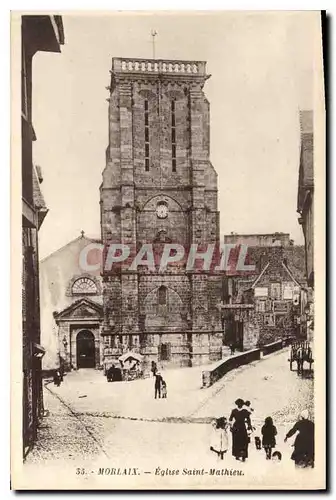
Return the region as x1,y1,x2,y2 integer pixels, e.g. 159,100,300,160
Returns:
112,57,206,75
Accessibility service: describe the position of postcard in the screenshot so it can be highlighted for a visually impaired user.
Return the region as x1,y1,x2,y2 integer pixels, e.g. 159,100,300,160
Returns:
11,10,326,490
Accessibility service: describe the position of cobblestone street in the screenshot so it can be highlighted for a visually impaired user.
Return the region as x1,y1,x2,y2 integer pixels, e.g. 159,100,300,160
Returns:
23,349,316,489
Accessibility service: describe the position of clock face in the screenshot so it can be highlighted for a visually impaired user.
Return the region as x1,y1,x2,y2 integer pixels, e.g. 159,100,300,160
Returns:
156,204,168,219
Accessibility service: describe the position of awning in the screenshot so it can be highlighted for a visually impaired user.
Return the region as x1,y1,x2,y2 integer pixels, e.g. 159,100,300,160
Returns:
119,351,143,363
33,343,46,359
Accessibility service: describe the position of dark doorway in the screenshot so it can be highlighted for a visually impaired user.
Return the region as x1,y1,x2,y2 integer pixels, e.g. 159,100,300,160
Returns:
77,330,95,368
159,343,170,361
235,321,244,351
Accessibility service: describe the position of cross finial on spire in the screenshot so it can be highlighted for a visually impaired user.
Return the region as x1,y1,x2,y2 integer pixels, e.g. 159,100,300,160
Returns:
151,29,158,59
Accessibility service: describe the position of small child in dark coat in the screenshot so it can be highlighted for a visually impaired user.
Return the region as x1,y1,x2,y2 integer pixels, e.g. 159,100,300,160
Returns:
261,416,277,460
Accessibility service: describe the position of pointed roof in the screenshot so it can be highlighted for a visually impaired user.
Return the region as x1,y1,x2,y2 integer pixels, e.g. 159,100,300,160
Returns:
53,297,103,322
40,233,102,264
282,261,301,287
251,259,302,290
251,262,270,288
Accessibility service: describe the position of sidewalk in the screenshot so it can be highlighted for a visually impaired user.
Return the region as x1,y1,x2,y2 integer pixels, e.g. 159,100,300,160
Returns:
25,385,105,464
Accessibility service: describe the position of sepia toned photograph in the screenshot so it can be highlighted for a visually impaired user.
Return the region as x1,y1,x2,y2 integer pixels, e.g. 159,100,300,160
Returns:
11,10,325,490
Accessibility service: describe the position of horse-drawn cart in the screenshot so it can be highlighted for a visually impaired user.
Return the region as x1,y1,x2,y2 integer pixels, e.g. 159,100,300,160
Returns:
288,341,314,374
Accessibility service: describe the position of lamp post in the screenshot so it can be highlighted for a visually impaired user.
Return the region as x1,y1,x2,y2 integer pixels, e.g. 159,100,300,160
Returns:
62,335,68,371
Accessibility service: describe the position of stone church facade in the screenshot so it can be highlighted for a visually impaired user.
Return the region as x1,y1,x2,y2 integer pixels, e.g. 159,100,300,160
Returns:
40,234,104,372
100,58,223,368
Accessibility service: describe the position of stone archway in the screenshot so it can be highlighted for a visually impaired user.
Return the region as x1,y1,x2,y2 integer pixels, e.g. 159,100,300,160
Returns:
76,330,95,368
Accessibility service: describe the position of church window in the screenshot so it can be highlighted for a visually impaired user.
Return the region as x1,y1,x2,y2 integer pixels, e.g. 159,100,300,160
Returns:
144,99,150,171
158,285,167,305
270,283,281,300
171,100,176,172
72,277,97,295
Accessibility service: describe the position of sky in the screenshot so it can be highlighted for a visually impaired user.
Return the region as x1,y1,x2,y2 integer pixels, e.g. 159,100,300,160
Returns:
32,11,319,259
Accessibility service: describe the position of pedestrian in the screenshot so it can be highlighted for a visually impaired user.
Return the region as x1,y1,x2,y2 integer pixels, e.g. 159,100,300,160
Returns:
106,365,114,382
210,417,229,460
229,342,236,355
244,400,254,415
261,416,277,460
284,409,314,467
161,380,167,398
154,371,163,399
53,369,61,387
59,363,64,382
151,360,158,377
296,346,304,374
229,398,252,462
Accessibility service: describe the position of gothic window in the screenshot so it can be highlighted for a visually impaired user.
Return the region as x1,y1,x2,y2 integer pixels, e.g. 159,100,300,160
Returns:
144,99,150,171
158,286,167,305
72,277,97,295
171,100,176,172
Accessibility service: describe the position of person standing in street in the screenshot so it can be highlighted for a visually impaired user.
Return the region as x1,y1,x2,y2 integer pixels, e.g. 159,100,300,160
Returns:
161,380,167,398
154,371,163,399
284,409,314,467
229,398,252,462
210,417,229,460
53,369,62,387
151,360,158,377
261,416,277,460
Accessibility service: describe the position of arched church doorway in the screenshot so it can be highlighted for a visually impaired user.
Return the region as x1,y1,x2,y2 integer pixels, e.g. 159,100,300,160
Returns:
76,330,95,368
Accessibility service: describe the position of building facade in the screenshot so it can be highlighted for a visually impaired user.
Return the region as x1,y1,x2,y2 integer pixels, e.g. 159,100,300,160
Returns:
224,232,293,248
100,58,223,369
40,234,103,373
220,234,307,350
297,110,314,289
21,15,64,455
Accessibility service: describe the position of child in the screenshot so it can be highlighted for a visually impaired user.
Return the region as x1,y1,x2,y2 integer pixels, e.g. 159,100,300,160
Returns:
210,417,229,460
261,416,277,460
161,380,167,398
245,400,254,414
272,451,282,462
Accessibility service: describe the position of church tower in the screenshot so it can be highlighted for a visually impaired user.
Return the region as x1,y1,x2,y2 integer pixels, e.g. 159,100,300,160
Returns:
100,57,222,367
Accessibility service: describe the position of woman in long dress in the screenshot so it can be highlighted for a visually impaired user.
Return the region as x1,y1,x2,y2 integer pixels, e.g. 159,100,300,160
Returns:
284,410,314,467
229,398,252,461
